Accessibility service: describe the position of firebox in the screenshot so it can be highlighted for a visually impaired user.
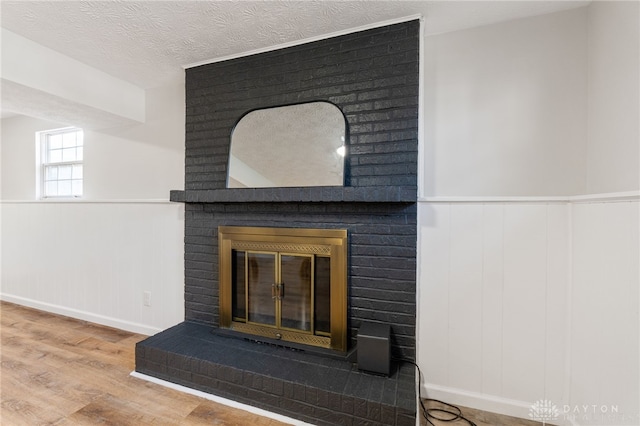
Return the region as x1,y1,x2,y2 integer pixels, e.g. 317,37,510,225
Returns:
218,226,348,352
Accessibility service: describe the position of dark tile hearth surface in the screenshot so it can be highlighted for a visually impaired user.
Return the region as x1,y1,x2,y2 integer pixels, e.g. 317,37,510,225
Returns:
136,322,416,426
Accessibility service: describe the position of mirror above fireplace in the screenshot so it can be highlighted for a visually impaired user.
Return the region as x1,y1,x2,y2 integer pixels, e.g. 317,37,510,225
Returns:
227,101,347,188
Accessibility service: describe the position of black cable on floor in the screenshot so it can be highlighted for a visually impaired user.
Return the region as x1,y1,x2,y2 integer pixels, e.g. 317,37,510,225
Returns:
394,358,478,426
422,398,478,426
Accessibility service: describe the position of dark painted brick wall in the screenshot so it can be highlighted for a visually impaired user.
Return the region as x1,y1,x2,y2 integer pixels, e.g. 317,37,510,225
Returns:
183,20,419,359
184,202,417,358
185,20,419,190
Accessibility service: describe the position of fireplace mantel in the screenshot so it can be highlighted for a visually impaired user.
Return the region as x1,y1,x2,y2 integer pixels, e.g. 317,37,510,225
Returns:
169,187,416,204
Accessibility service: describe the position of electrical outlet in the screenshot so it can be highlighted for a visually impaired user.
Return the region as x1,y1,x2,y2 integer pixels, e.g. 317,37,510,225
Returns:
143,291,151,307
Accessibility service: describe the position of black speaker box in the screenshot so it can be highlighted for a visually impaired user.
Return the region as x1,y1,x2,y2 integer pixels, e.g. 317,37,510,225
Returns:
357,322,391,376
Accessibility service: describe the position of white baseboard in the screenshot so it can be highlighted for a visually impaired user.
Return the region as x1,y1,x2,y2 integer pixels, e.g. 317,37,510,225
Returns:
130,371,313,426
422,383,574,426
0,293,162,336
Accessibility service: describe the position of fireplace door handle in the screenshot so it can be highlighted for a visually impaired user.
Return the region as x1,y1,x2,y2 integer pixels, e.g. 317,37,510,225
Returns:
272,283,284,300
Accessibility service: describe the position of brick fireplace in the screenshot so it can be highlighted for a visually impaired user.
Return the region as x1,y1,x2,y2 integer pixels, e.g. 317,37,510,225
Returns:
135,19,419,426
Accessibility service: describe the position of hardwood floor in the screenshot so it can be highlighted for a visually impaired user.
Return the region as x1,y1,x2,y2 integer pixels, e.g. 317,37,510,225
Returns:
1,301,288,425
2,301,546,426
418,401,548,426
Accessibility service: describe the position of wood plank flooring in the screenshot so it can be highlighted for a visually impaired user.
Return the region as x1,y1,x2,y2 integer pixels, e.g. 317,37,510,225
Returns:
418,400,547,426
2,301,545,426
1,301,288,426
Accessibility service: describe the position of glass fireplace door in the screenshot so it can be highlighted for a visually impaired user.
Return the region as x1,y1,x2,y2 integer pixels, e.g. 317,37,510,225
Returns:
246,252,277,326
279,254,312,332
231,249,333,342
219,226,347,352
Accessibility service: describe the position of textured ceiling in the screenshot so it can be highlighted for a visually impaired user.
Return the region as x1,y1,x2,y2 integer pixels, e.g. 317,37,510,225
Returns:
1,1,590,90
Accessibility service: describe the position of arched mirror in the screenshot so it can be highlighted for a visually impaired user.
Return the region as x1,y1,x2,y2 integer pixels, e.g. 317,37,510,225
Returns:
227,101,347,188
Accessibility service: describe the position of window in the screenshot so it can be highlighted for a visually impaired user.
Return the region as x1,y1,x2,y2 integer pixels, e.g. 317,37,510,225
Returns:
39,127,83,198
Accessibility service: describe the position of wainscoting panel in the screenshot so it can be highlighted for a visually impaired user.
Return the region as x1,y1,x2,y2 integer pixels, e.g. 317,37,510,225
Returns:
418,197,639,424
570,200,639,421
418,201,571,418
543,203,570,407
480,203,505,398
448,204,484,392
1,201,185,335
501,204,550,402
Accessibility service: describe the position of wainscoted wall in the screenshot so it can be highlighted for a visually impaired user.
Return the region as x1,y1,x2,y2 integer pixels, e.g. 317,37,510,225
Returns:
1,83,185,335
418,200,569,413
570,199,639,422
418,3,639,423
417,195,639,424
1,201,184,334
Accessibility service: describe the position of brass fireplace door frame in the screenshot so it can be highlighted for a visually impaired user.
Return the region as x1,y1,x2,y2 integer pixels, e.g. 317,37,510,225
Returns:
218,226,348,352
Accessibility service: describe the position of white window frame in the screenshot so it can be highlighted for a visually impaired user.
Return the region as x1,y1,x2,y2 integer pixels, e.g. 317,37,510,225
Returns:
37,127,84,199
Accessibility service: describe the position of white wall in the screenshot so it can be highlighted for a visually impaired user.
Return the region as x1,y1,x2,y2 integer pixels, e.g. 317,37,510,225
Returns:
418,198,639,424
1,83,184,200
418,3,639,425
1,115,63,199
1,201,184,334
1,83,186,334
570,200,639,424
419,201,570,416
2,28,145,126
423,7,588,197
586,1,640,193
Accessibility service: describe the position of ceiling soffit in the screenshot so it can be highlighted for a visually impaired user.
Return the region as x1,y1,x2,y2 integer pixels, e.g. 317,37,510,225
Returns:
1,1,590,89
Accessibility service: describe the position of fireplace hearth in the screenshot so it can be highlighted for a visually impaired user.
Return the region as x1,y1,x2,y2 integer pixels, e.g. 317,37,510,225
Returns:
136,322,416,425
135,19,420,426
